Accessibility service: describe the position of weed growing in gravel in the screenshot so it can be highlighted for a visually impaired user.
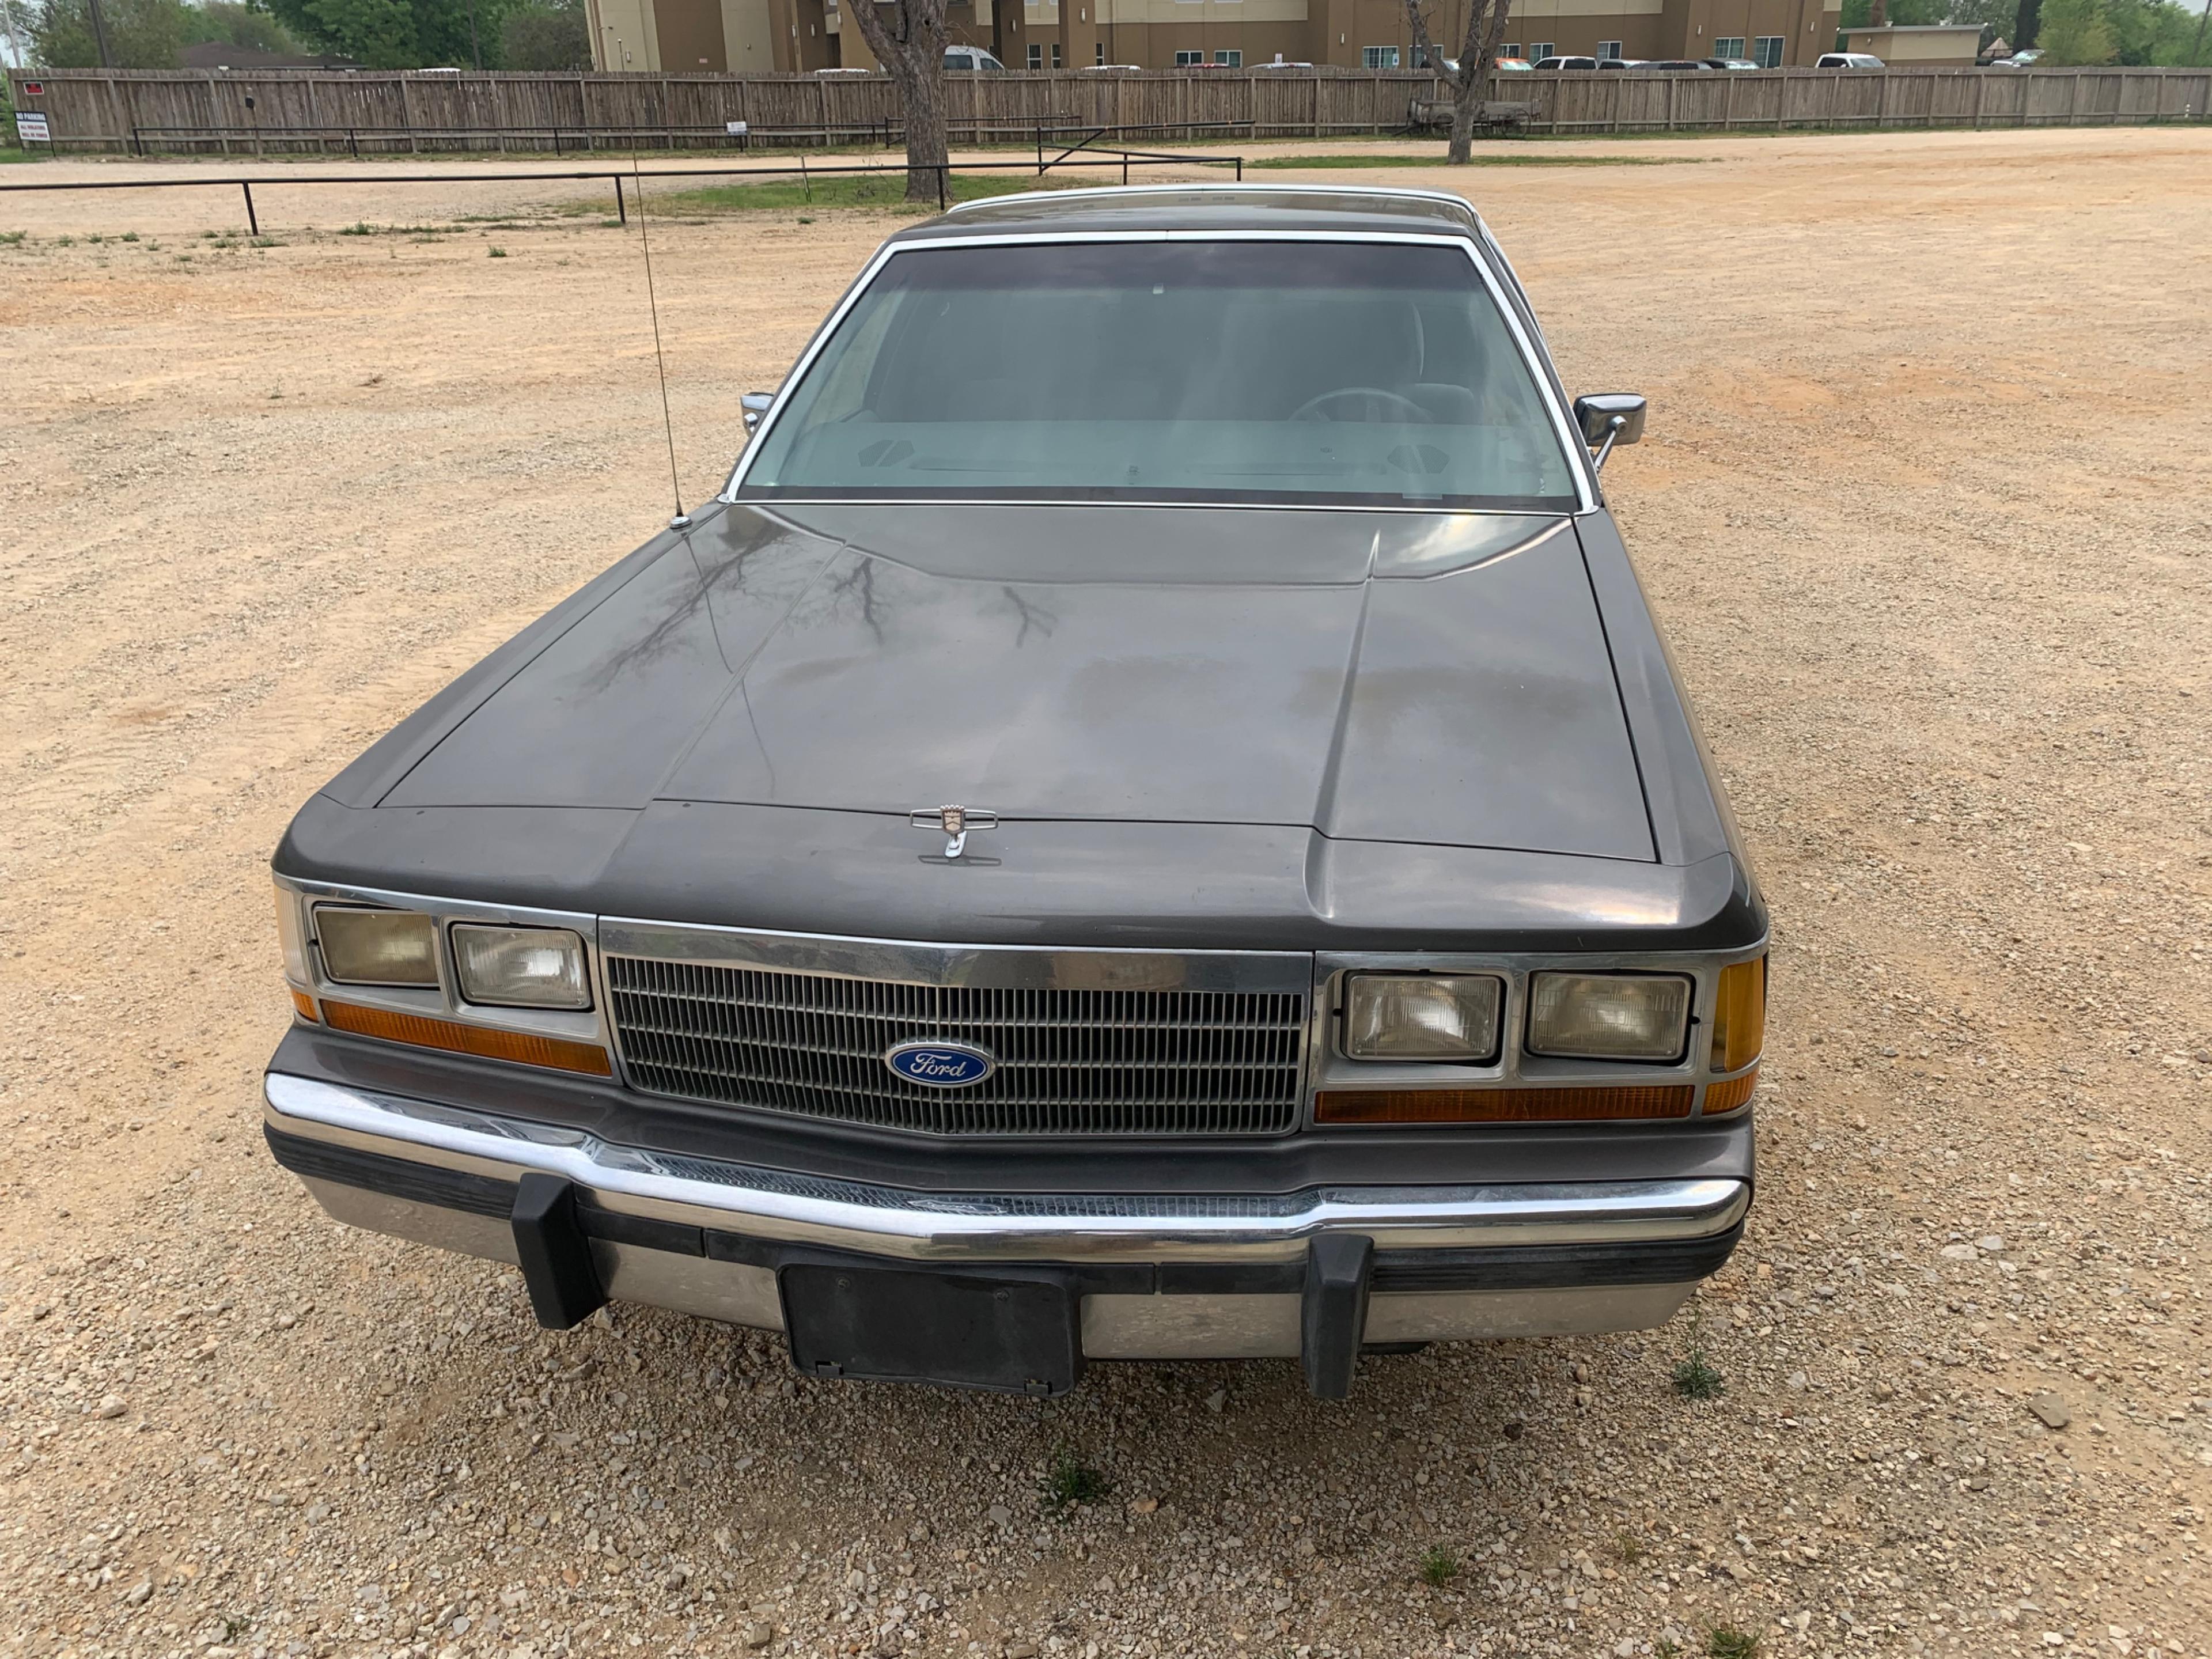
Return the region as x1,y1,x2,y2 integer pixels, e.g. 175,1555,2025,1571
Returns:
0,230,24,245
1706,1624,1762,1658
340,221,373,236
121,230,138,241
1040,1449,1108,1514
1611,1528,1646,1565
1673,1319,1725,1399
1654,1641,1681,1659
1417,1546,1460,1588
489,247,508,257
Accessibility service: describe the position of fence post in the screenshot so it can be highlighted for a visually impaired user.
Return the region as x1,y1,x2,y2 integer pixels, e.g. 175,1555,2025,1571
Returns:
1973,68,1986,128
613,176,625,224
1312,66,1321,139
1875,70,1889,130
1665,73,1675,131
241,180,257,236
2067,70,2081,126
1721,72,1734,130
400,75,417,154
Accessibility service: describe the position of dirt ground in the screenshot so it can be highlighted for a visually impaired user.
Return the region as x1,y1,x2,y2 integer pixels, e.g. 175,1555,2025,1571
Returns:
2,125,2210,1659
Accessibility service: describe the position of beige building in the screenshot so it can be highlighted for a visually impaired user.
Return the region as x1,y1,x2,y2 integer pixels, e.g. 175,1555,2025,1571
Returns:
1840,22,1983,65
589,0,1841,74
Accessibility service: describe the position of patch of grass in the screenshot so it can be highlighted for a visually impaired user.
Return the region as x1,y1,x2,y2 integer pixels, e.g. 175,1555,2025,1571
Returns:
1417,1546,1461,1588
1040,1448,1109,1514
120,230,139,241
55,234,73,246
1655,1641,1682,1659
488,245,507,257
1673,1344,1725,1400
1252,150,1703,169
653,170,1059,217
1706,1624,1762,1659
338,220,374,235
1611,1528,1646,1566
251,236,280,248
0,229,25,245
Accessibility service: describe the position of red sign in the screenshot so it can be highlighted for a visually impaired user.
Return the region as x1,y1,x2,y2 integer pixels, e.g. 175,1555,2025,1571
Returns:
21,81,44,96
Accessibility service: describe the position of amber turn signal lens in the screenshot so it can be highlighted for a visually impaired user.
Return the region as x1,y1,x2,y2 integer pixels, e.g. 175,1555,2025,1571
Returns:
1703,1066,1759,1114
1710,955,1767,1073
290,988,320,1023
321,999,612,1077
1315,1085,1695,1124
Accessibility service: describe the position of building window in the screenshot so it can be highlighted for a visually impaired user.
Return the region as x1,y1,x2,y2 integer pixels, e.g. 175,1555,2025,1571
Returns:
1502,41,1520,56
1175,48,1203,64
1028,43,1043,67
1213,48,1240,65
1713,36,1744,56
1361,45,1399,68
1094,41,1105,62
1051,41,1062,66
1597,39,1621,57
1529,42,1554,60
1753,35,1784,66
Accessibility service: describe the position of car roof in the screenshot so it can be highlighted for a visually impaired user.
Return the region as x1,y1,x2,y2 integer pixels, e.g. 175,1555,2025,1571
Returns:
903,183,1483,241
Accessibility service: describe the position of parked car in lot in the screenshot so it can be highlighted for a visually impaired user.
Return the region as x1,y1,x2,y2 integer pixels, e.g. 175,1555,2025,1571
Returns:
1988,47,2043,66
942,46,1006,70
1644,59,1713,70
1816,51,1885,67
1493,56,1535,70
263,184,1767,1401
1596,57,1645,69
1533,54,1599,69
1703,56,1763,69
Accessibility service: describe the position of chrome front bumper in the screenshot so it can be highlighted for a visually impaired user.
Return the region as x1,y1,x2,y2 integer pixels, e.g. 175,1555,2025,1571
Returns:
264,1072,1748,1378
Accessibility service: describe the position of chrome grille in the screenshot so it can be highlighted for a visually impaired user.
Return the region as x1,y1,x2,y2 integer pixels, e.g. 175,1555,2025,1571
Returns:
605,956,1306,1135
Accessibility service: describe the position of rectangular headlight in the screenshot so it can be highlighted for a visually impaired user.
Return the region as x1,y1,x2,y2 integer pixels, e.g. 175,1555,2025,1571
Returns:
452,924,591,1010
1527,972,1691,1063
1344,974,1502,1062
316,907,439,988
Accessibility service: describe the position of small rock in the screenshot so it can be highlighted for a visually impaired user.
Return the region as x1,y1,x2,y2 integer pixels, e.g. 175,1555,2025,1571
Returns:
1977,1234,2005,1253
1129,1496,1158,1514
1204,1388,1226,1414
986,1503,1013,1527
2029,1391,2071,1430
1786,1370,1809,1391
96,1394,127,1419
1005,1644,1040,1659
123,1580,153,1607
275,1312,297,1330
1938,1243,1978,1262
1501,1417,1525,1440
743,1622,774,1649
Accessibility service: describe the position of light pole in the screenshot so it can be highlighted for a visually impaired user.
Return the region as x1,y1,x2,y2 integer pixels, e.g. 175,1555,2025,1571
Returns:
85,0,113,67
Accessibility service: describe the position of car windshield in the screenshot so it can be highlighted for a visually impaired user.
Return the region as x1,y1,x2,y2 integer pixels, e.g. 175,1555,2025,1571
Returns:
737,239,1578,509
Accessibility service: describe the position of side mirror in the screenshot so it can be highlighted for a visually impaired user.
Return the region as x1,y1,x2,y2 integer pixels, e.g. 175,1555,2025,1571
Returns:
1574,393,1646,447
740,391,775,433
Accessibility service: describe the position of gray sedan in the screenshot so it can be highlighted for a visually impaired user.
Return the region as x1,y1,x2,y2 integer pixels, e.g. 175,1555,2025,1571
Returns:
262,185,1767,1400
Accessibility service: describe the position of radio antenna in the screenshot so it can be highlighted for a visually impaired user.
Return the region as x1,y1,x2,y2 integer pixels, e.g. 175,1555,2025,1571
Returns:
629,149,689,531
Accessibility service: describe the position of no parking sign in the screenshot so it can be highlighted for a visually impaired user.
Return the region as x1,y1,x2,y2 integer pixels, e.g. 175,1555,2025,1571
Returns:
15,111,51,144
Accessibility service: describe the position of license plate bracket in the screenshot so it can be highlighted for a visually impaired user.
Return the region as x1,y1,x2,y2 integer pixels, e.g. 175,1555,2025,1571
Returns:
778,1257,1083,1397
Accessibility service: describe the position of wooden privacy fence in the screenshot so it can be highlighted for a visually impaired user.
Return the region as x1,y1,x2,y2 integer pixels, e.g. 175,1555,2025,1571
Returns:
8,66,2211,154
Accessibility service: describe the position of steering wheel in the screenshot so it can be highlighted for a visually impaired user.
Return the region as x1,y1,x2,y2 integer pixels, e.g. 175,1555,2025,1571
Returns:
1289,387,1429,424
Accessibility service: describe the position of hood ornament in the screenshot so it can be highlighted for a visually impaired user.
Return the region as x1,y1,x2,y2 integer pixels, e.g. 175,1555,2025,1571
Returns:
911,804,997,861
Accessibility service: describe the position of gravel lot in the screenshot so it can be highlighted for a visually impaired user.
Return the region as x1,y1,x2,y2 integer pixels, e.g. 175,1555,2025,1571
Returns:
3,126,2210,1659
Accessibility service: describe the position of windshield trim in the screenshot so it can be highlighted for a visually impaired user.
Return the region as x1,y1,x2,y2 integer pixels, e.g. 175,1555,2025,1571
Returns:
719,229,1599,515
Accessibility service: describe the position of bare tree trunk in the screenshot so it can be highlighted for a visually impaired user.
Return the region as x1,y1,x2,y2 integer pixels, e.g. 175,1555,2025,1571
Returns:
1404,0,1515,164
846,0,951,203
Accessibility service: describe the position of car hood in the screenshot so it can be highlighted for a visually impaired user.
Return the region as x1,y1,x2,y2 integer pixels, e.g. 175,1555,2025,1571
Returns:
382,503,1655,862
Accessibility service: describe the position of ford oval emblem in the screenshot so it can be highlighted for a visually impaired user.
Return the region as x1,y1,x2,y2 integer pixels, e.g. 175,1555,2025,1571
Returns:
884,1039,997,1088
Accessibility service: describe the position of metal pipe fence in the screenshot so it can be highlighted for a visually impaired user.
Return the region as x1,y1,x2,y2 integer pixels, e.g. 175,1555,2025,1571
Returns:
0,150,1248,234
